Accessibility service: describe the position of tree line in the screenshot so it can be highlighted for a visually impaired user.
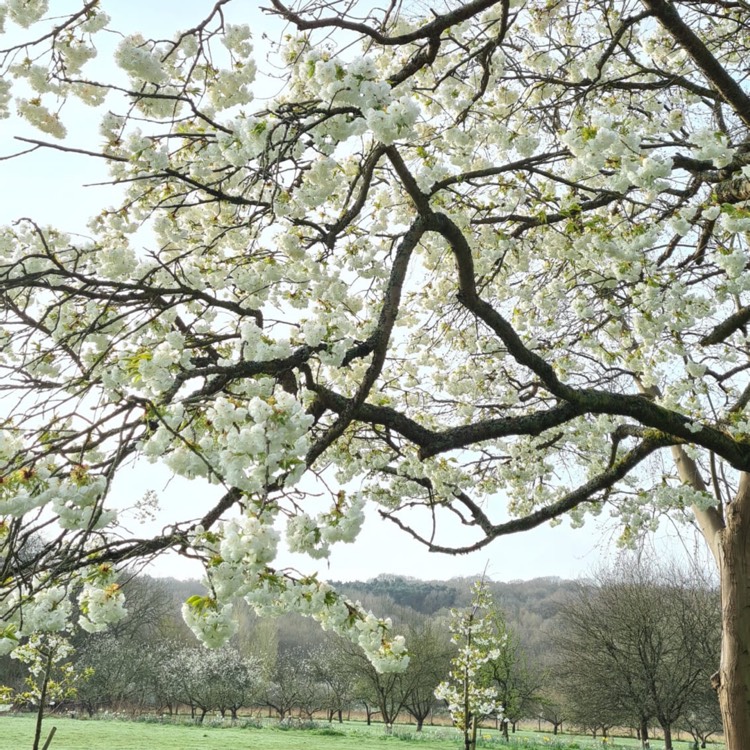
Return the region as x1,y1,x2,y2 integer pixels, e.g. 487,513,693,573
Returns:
0,560,722,748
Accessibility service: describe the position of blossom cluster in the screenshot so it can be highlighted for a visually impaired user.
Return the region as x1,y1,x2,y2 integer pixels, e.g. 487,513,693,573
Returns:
140,385,314,495
183,518,408,672
78,581,127,634
286,492,366,559
0,569,128,656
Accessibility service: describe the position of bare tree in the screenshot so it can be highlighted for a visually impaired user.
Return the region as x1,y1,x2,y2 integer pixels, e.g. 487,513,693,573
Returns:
401,620,452,731
554,559,720,749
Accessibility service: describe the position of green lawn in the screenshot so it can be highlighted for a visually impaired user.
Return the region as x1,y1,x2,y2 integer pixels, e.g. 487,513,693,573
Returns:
0,716,458,750
0,715,718,750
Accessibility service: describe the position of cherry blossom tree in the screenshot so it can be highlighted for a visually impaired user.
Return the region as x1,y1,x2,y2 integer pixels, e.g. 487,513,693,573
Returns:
4,634,90,750
3,0,750,744
435,580,503,750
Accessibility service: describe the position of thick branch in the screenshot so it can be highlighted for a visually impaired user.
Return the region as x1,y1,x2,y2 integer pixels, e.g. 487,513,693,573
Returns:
428,210,750,470
312,384,585,457
305,218,426,465
701,306,750,346
265,0,500,46
381,435,671,554
642,0,750,127
671,445,724,566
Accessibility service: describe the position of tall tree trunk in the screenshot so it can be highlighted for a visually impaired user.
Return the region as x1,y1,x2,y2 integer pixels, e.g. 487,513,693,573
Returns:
31,652,52,750
716,471,750,750
671,447,750,750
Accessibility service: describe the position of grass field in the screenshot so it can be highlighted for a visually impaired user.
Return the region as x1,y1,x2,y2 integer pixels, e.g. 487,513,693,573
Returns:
0,715,720,750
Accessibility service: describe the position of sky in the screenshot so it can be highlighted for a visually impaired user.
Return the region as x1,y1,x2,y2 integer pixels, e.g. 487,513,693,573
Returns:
0,1,711,586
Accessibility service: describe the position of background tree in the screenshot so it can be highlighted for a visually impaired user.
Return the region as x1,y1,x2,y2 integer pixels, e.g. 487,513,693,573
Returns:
163,647,217,723
75,634,150,715
309,639,357,723
482,621,541,737
554,559,720,749
401,620,452,731
344,639,411,733
147,642,191,717
679,679,724,750
4,1,750,744
259,646,314,722
536,690,566,737
553,649,626,740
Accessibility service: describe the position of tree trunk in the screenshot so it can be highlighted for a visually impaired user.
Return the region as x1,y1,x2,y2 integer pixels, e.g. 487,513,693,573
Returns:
670,446,750,748
662,722,673,750
716,471,750,750
32,653,52,750
416,716,424,732
466,716,478,750
639,716,649,748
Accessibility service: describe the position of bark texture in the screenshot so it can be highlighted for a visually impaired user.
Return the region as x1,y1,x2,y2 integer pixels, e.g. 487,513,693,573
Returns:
717,471,750,750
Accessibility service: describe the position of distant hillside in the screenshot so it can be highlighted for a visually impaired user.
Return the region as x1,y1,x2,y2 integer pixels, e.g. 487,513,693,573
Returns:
332,574,575,614
137,572,577,659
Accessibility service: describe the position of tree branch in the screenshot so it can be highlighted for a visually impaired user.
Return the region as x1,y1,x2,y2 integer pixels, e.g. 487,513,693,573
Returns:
642,0,750,127
381,434,672,554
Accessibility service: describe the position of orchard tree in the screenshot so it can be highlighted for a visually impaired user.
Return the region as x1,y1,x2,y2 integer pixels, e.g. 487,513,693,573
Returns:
75,634,151,714
482,619,541,736
5,0,750,745
208,647,260,720
344,636,411,733
309,639,357,723
435,581,503,750
161,644,257,722
260,646,315,721
401,620,452,731
164,647,216,722
554,560,720,750
5,634,90,750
